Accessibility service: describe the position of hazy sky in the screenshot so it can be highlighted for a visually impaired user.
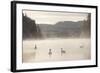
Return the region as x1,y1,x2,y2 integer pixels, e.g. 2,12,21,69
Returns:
23,10,88,25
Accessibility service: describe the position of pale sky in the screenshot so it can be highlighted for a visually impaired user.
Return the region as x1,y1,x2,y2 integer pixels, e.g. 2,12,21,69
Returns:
23,10,88,25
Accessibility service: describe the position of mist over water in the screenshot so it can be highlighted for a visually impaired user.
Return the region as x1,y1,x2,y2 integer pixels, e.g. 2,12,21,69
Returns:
22,38,91,63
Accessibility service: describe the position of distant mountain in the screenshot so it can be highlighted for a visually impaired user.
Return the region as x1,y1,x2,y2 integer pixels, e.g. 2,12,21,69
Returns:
55,21,83,28
38,21,84,38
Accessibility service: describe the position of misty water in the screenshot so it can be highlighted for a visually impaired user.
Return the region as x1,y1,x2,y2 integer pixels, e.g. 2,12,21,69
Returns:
22,38,91,63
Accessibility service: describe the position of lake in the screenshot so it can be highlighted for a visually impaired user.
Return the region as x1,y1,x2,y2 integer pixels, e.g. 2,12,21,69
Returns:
22,38,91,63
